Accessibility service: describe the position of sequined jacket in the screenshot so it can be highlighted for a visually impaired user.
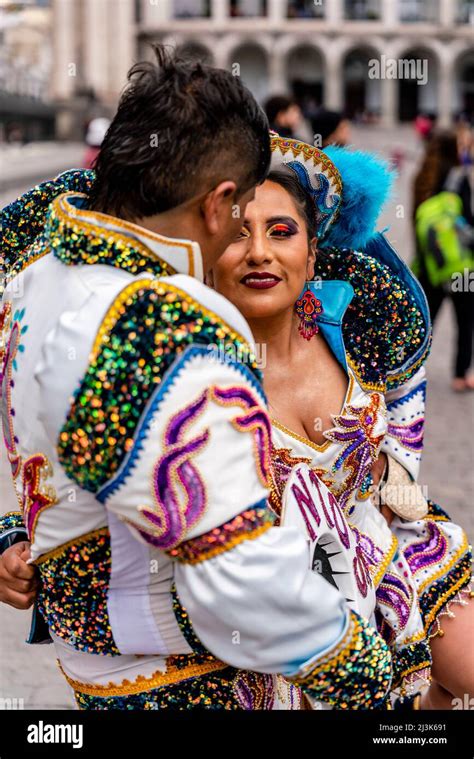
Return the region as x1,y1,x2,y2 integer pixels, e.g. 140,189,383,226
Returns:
0,173,392,710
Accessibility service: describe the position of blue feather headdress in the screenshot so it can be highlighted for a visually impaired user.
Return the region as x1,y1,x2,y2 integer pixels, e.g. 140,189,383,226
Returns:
321,145,394,250
270,133,394,251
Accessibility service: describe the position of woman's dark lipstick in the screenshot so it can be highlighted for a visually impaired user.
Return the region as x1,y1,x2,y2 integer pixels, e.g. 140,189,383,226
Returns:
240,272,282,290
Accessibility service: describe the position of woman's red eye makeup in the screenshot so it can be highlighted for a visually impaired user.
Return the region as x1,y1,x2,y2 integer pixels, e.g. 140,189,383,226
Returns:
267,218,299,237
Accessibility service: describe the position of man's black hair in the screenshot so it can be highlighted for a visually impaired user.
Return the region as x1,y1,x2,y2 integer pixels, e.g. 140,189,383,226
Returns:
89,45,271,220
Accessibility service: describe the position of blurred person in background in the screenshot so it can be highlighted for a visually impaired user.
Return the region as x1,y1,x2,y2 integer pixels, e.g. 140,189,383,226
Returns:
310,108,351,148
414,114,435,143
264,95,303,139
83,117,111,169
412,129,474,392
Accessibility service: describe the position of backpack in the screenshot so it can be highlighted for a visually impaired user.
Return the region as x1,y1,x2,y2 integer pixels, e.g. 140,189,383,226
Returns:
415,190,474,287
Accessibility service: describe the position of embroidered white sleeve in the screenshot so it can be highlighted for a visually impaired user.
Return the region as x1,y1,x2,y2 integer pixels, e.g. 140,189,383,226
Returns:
382,367,426,481
100,346,271,549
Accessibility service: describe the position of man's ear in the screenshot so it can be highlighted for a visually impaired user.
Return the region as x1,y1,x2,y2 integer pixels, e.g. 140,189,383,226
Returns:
306,237,317,279
201,181,237,235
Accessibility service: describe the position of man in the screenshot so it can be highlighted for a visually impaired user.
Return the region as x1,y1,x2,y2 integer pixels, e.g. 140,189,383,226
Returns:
0,46,391,709
264,95,302,139
311,108,351,148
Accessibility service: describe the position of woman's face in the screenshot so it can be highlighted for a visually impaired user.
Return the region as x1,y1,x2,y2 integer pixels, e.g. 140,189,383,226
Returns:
208,180,315,321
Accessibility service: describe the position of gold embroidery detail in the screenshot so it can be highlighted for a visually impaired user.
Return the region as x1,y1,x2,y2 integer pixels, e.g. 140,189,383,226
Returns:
57,193,194,275
291,613,356,683
398,661,432,680
91,279,255,366
34,527,109,566
271,134,343,198
417,532,469,593
22,453,58,543
424,570,472,636
372,533,399,588
398,628,427,647
149,281,254,353
169,520,272,565
58,657,227,697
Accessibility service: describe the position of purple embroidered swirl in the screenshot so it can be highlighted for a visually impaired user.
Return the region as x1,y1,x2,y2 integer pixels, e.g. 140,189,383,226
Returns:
136,384,271,549
233,671,275,710
352,527,384,569
376,572,413,630
387,418,424,453
139,391,209,549
212,385,271,486
403,521,448,574
324,394,385,512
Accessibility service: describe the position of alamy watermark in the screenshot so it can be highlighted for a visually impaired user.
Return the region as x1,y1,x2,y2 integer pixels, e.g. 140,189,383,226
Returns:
27,721,83,749
368,55,428,86
208,341,267,369
451,268,474,292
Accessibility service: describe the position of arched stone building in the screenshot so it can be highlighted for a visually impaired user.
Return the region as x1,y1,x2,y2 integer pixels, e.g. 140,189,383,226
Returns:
52,0,474,131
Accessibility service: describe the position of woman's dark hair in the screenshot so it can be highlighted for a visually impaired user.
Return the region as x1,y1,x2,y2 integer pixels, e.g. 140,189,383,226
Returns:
267,169,317,240
89,45,271,220
413,130,460,215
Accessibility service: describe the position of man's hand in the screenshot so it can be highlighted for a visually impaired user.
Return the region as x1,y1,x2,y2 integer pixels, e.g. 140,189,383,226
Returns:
0,541,38,609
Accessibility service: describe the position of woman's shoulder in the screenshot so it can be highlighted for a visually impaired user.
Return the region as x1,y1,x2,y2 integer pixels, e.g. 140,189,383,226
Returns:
315,234,431,392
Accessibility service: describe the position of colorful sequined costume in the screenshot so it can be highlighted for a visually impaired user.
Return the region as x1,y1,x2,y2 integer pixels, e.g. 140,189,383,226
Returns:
266,135,472,701
0,170,392,710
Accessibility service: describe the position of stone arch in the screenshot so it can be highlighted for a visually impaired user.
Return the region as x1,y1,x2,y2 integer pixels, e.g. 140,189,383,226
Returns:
453,47,474,119
226,40,269,103
285,43,326,113
392,43,441,121
342,44,383,119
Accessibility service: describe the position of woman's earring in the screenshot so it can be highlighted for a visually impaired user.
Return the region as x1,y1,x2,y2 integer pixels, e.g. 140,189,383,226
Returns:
295,289,323,341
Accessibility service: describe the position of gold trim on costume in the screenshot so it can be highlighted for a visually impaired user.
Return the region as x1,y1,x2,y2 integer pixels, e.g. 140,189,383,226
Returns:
398,661,432,680
1,511,23,519
398,628,428,647
417,533,470,593
423,569,472,636
58,657,227,697
5,246,50,282
270,134,343,198
57,193,195,276
34,527,109,566
169,520,272,565
90,278,153,359
372,533,399,588
346,355,386,392
149,281,255,354
90,279,255,367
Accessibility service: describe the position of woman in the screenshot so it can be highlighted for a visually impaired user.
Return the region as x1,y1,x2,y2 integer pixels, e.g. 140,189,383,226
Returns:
208,133,474,709
412,129,474,392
